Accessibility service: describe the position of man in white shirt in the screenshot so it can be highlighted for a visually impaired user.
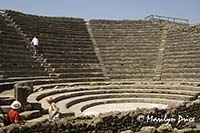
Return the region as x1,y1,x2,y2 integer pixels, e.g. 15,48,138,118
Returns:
31,36,39,55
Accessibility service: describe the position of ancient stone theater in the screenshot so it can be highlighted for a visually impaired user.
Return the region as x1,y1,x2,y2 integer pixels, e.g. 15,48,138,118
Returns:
0,9,200,132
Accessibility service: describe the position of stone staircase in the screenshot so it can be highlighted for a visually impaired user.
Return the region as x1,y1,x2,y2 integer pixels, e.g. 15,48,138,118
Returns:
153,26,168,80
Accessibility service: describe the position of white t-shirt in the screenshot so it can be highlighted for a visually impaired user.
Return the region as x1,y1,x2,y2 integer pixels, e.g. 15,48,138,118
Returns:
31,37,39,46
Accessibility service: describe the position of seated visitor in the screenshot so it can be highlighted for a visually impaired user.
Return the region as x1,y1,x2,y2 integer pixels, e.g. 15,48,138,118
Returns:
46,97,60,121
7,101,22,124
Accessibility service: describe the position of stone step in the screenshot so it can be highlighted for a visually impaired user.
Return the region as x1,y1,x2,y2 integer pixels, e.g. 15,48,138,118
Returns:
31,83,200,97
103,63,156,67
163,63,200,68
39,41,94,47
20,110,42,120
161,73,200,79
0,47,30,54
165,50,200,56
19,25,89,34
98,46,159,50
0,38,26,44
165,46,200,51
99,49,158,53
102,57,157,63
2,71,48,77
162,68,200,73
100,53,158,57
106,69,154,74
29,84,198,112
48,63,101,69
0,43,27,49
65,93,192,108
107,73,154,79
57,72,105,78
45,58,99,63
40,46,95,51
51,68,102,73
41,54,98,60
163,58,200,63
32,88,198,105
0,97,15,105
78,98,182,116
40,50,96,55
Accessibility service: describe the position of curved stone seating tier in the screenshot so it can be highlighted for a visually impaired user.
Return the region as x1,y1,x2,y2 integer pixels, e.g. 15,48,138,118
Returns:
79,98,177,116
28,81,200,117
0,43,27,50
162,68,200,73
106,70,154,75
8,10,84,21
97,46,159,51
48,63,101,69
165,46,200,52
18,25,87,34
49,68,103,73
39,51,96,57
162,29,200,81
0,49,30,55
89,19,163,80
0,58,43,64
163,58,200,63
40,53,98,59
100,53,158,58
164,54,200,60
12,19,86,26
10,15,85,26
161,73,200,81
0,34,22,40
37,39,94,45
107,74,154,80
163,63,200,68
0,38,26,45
89,20,161,27
35,42,94,49
164,39,200,53
39,45,95,51
69,98,180,116
0,16,48,79
6,10,107,82
102,60,157,67
54,73,104,79
93,36,162,41
0,71,47,77
42,59,99,65
23,32,91,41
99,47,159,52
43,58,99,64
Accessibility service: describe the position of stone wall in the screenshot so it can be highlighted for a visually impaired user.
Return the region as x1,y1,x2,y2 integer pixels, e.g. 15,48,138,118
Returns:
1,100,200,132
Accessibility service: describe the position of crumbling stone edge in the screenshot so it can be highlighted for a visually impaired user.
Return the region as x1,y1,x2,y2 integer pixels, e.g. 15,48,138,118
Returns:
1,99,200,132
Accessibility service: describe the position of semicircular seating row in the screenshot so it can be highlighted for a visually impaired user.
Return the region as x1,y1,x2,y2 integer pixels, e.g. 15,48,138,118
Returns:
28,81,200,119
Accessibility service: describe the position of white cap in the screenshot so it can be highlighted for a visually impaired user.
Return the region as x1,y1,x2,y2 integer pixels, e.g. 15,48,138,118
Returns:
11,101,21,110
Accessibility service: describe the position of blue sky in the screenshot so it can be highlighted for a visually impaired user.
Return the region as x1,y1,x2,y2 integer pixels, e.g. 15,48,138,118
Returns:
0,0,200,24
